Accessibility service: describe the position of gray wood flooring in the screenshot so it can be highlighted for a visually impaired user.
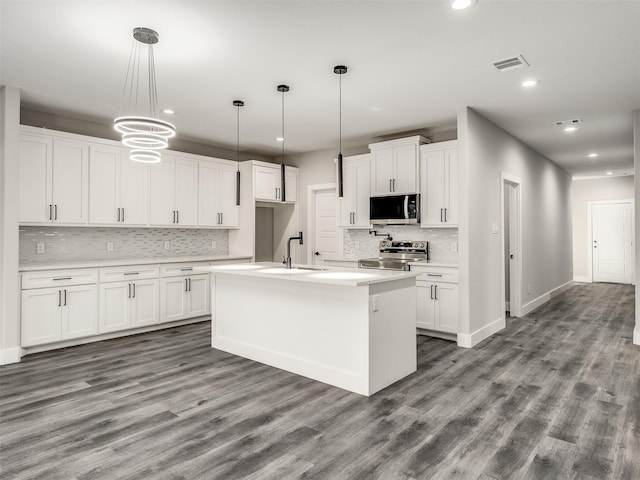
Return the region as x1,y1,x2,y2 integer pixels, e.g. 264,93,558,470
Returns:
1,282,638,479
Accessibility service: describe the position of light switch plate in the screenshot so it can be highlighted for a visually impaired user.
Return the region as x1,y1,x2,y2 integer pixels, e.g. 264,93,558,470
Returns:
36,243,45,254
492,223,500,234
371,294,379,312
211,240,217,249
451,242,458,252
164,241,170,250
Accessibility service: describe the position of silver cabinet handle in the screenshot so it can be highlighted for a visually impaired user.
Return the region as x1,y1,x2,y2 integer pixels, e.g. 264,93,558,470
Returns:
430,285,434,300
220,212,223,224
440,208,444,222
185,278,189,292
444,208,447,222
389,179,393,192
176,210,179,224
427,273,443,277
123,272,139,276
58,290,62,307
53,277,72,281
434,285,438,300
181,267,193,271
392,179,396,192
188,278,191,291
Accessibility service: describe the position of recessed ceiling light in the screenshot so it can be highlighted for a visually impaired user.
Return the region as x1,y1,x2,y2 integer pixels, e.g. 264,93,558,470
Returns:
521,79,539,87
451,0,477,10
564,126,577,132
606,171,614,175
275,137,285,142
162,108,176,115
588,153,599,158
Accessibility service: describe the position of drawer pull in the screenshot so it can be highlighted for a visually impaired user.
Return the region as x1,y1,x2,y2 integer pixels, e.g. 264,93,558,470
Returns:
180,267,193,271
53,277,72,281
123,272,139,276
427,273,443,277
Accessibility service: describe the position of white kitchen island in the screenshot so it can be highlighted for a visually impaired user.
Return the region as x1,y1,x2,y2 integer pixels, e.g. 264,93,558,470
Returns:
197,263,418,396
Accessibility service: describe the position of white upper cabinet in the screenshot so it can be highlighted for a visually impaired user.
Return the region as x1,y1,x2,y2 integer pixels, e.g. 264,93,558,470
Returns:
369,136,427,196
198,160,239,228
338,154,371,228
19,129,89,225
420,141,458,227
253,162,298,203
149,154,198,226
89,145,148,225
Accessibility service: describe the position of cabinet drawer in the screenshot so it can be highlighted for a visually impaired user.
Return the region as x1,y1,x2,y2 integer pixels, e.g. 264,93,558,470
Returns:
160,262,210,277
410,265,459,283
99,264,160,283
22,269,98,289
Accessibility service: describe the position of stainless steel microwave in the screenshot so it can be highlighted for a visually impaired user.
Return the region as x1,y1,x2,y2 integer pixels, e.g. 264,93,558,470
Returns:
370,194,420,225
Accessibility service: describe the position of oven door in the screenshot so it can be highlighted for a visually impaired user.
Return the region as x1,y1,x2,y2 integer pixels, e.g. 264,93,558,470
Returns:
358,259,410,271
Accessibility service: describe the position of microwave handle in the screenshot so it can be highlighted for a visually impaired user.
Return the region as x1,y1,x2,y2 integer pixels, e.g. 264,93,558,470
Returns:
404,195,409,219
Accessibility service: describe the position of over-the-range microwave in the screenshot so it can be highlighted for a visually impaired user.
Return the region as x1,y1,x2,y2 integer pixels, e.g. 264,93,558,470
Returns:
369,194,420,225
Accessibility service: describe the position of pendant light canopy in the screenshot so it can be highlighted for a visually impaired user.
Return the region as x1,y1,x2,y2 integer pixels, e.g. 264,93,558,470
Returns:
114,27,176,163
277,84,290,203
233,100,244,206
335,65,347,198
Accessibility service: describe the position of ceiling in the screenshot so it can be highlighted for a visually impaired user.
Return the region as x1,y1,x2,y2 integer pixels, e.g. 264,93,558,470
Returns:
2,0,639,177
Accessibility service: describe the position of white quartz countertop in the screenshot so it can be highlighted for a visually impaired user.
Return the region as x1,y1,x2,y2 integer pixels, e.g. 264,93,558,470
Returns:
196,262,418,287
19,255,253,272
408,261,459,268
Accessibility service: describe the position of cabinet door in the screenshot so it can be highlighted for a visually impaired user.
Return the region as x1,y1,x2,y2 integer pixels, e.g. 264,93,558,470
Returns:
89,144,120,224
175,158,198,226
444,148,458,225
353,159,371,227
254,165,279,201
218,165,239,227
130,280,159,327
19,134,53,223
435,283,459,334
416,283,436,330
21,288,61,346
52,140,88,224
371,149,394,195
338,161,357,226
187,275,210,317
160,277,188,323
99,282,131,333
149,158,176,225
393,144,418,194
120,156,149,225
423,149,446,225
284,168,298,203
198,162,220,227
61,285,98,339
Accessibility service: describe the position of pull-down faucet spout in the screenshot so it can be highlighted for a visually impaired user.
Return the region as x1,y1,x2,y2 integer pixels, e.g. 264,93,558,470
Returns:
284,231,304,269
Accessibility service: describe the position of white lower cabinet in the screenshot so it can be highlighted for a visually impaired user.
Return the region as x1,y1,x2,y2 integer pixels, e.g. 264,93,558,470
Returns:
412,265,459,335
21,284,98,347
99,279,159,333
160,274,209,323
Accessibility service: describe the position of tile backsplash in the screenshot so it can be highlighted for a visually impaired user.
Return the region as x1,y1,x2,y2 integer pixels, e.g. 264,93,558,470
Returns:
20,227,229,264
343,226,458,263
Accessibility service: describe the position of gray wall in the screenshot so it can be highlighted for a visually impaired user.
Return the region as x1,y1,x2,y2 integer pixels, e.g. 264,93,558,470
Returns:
571,176,634,280
458,107,573,337
634,109,640,346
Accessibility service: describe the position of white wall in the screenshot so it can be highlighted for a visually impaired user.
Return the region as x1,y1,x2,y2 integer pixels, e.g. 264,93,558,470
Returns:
571,176,634,281
458,107,573,346
0,86,21,364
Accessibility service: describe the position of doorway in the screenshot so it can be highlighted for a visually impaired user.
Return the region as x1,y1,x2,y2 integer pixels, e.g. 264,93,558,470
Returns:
502,173,522,318
589,200,634,284
308,184,338,265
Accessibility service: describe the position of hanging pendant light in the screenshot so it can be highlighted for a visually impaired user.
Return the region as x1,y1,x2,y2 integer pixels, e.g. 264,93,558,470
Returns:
114,27,176,163
277,84,289,203
334,65,347,198
233,100,244,206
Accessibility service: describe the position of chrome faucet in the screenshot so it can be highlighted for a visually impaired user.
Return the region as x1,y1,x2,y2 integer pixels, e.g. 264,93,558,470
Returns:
284,231,304,269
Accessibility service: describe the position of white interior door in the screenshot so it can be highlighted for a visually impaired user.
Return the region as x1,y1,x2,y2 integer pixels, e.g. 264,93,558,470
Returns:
502,175,522,317
592,202,633,284
311,188,338,265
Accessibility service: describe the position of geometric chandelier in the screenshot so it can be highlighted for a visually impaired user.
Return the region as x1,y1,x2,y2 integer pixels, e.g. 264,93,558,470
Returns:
114,27,175,163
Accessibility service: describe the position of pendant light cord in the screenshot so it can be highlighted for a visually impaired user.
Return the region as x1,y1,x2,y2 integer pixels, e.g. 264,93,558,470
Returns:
339,71,342,156
281,89,285,164
236,104,240,172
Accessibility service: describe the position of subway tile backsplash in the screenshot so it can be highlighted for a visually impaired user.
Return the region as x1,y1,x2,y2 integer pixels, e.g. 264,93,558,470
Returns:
343,226,458,263
20,227,229,264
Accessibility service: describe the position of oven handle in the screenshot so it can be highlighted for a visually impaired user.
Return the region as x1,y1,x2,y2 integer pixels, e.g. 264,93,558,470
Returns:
404,195,409,219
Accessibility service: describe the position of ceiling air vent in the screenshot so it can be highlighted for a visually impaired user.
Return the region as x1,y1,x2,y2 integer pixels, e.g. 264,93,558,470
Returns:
554,119,582,126
492,55,529,72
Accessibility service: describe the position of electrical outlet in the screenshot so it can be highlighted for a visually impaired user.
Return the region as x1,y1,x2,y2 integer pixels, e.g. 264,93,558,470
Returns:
164,241,170,250
492,223,500,234
106,241,114,252
354,241,360,250
451,242,458,252
211,240,217,249
36,243,45,254
371,295,380,312
527,284,531,294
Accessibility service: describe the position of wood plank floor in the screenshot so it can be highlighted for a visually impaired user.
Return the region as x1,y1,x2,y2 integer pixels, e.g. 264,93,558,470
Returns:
1,282,638,479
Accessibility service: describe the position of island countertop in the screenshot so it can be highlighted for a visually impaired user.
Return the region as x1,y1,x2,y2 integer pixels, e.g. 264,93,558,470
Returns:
195,262,418,287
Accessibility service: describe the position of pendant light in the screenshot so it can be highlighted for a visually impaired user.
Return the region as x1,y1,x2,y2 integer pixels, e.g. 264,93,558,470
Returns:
277,84,290,203
114,27,176,163
233,100,244,206
334,65,347,197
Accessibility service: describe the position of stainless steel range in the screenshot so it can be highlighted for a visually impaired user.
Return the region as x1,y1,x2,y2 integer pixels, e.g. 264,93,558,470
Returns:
358,240,429,271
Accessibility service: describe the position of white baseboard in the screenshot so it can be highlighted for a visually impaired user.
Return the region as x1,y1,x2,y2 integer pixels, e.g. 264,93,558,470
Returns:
634,325,640,346
522,280,574,316
0,347,22,365
457,316,505,348
573,275,591,283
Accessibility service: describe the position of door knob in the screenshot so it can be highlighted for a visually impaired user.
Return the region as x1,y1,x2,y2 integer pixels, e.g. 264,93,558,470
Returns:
510,254,514,259
314,251,320,256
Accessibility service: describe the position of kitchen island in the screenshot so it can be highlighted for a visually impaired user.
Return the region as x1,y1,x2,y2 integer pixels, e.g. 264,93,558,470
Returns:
197,263,418,396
